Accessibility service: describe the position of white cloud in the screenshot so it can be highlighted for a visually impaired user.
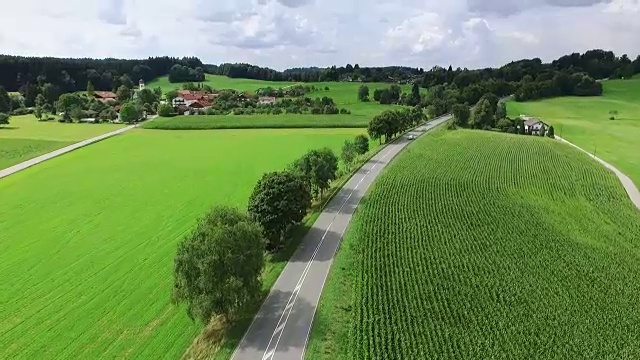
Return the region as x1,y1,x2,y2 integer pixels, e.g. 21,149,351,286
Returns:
0,0,637,70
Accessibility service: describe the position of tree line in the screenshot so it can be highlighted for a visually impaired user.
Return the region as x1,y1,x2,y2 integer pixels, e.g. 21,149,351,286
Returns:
0,55,203,94
367,107,426,143
173,140,377,324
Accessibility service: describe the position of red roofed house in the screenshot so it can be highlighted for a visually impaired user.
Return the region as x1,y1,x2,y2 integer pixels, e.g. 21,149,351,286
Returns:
188,100,212,109
94,91,117,102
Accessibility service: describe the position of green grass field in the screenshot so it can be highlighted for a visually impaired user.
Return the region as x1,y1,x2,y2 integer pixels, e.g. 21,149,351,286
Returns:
0,128,373,359
0,115,125,169
143,114,370,130
307,129,640,359
508,77,640,187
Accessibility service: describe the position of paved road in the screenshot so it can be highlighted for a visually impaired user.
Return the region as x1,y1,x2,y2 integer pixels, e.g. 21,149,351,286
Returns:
556,136,640,211
0,118,154,180
231,115,452,360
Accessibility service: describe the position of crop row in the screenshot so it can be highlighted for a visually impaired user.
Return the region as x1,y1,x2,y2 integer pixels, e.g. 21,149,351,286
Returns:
311,129,640,360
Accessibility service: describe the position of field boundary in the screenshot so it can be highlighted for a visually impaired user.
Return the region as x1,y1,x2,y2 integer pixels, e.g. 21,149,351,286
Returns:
0,118,156,179
556,136,640,211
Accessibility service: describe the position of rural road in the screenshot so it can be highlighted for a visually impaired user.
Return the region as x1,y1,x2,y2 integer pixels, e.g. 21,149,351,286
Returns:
231,115,452,360
556,136,640,211
0,117,154,180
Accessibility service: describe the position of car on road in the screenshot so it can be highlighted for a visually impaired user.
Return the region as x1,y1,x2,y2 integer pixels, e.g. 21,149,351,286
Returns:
407,134,417,140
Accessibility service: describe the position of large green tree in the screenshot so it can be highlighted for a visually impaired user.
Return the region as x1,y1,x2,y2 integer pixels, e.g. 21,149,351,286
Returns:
137,88,157,106
0,113,9,125
451,103,471,127
341,140,357,170
117,85,132,102
119,102,140,124
358,85,370,102
248,171,311,250
290,148,339,198
470,99,493,129
0,86,11,113
86,81,95,96
495,102,507,121
354,134,370,155
172,206,264,323
56,93,85,114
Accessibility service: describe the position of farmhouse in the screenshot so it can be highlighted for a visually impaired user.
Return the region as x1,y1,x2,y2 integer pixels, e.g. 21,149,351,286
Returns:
172,91,218,108
259,96,276,105
93,91,117,103
521,115,548,134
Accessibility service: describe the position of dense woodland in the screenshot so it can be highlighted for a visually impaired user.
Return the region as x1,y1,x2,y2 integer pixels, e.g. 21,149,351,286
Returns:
0,49,638,114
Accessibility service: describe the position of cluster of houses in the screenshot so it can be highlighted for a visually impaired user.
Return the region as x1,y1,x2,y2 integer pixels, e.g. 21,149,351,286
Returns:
171,90,277,115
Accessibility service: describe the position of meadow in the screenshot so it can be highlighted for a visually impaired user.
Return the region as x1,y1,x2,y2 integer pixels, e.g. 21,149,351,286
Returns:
0,128,372,359
0,115,124,169
508,77,640,187
143,114,370,130
307,129,640,359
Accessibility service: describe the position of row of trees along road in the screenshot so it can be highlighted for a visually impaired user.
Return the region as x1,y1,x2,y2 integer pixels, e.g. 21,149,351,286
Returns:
172,146,345,324
367,107,427,144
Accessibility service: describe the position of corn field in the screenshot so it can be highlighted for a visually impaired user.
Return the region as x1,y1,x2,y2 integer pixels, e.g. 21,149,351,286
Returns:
308,129,640,360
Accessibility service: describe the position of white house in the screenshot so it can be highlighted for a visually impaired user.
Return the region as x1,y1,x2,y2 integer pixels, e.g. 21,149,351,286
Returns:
258,96,276,105
521,115,547,134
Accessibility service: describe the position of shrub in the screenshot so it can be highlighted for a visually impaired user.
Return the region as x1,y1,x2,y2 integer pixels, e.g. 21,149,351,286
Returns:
0,112,9,125
354,135,370,155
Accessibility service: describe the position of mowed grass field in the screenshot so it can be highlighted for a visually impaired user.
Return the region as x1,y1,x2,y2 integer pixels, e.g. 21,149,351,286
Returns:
508,77,640,187
307,129,640,359
0,128,371,359
143,114,370,130
0,115,124,169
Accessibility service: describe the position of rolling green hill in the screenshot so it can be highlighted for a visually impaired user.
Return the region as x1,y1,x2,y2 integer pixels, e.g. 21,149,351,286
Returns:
307,129,640,360
508,77,640,187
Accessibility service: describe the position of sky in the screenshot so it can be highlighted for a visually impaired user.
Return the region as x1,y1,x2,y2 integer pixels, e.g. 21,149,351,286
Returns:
1,0,639,70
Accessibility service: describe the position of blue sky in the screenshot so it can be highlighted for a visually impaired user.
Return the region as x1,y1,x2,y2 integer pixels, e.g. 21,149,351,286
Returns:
1,0,638,70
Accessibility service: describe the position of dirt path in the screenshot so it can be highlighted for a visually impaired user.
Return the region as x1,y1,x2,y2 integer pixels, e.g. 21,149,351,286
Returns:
0,117,155,180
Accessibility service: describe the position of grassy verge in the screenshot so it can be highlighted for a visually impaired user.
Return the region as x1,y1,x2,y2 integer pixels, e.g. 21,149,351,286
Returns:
142,114,369,130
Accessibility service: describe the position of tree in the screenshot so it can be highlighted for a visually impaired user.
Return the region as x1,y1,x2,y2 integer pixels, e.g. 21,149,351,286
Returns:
41,83,59,105
341,140,357,170
470,99,493,129
70,107,85,121
248,171,311,250
172,206,264,323
86,81,95,96
408,82,421,106
290,148,339,198
539,124,546,137
137,88,157,106
119,102,140,123
495,102,507,121
35,94,46,109
56,93,85,114
34,107,43,121
353,134,369,155
368,115,386,144
166,90,179,102
0,86,11,113
451,103,470,127
373,89,383,102
547,125,555,138
0,113,9,125
99,108,118,122
496,118,513,132
117,85,132,102
119,74,134,89
358,85,370,102
158,103,174,117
